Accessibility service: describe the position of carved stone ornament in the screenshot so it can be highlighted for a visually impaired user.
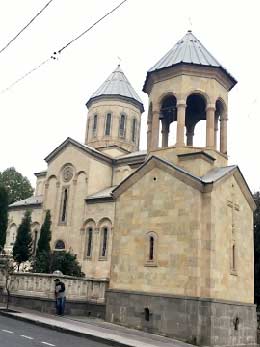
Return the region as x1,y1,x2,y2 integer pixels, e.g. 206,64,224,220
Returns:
62,165,74,182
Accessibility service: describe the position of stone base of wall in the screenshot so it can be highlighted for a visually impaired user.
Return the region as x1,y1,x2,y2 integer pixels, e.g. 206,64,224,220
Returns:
106,289,257,346
0,294,105,319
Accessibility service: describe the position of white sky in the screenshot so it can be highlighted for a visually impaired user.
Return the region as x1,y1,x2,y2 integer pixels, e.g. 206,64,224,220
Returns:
0,0,260,192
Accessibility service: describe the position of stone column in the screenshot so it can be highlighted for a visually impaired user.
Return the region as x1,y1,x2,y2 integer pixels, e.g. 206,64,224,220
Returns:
214,116,219,150
161,119,169,147
206,105,215,148
150,109,160,150
147,118,152,151
176,101,186,147
220,114,228,154
186,127,194,146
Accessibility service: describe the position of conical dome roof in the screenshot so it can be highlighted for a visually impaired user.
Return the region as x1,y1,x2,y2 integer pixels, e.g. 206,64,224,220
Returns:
86,65,144,112
143,31,236,92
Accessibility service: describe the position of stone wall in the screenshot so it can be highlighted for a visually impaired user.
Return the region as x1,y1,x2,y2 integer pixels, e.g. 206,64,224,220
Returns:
106,289,257,346
0,272,108,317
5,272,108,302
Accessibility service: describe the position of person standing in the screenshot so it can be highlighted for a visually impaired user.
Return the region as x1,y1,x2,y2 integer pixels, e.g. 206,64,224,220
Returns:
54,278,66,315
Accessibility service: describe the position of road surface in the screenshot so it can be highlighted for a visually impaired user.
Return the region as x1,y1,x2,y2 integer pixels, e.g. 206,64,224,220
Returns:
0,314,109,347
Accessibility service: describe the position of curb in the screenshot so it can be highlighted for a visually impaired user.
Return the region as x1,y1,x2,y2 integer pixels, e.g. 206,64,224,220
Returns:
0,310,134,347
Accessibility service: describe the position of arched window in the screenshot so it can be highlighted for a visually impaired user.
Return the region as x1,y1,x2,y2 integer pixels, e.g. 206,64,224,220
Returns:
86,227,93,258
132,118,136,142
105,113,112,135
145,232,158,266
32,230,38,255
149,236,154,261
93,114,98,136
9,224,17,246
55,240,65,250
60,188,69,223
119,114,126,137
100,227,109,259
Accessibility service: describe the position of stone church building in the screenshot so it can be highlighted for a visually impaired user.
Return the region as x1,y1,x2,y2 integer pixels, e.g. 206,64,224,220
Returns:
6,31,257,345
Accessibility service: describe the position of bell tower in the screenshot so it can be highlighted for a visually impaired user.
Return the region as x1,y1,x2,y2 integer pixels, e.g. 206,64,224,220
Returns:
143,31,236,160
85,65,144,154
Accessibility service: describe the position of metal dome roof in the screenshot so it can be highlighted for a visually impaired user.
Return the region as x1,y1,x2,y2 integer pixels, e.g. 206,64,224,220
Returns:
143,31,236,92
86,65,144,112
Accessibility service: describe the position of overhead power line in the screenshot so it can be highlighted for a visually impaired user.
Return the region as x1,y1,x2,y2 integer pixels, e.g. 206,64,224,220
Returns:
0,0,54,55
0,0,128,95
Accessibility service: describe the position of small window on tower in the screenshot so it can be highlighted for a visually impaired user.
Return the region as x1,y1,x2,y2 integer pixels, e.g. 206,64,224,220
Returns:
105,113,112,135
93,114,98,136
119,114,126,137
132,118,136,142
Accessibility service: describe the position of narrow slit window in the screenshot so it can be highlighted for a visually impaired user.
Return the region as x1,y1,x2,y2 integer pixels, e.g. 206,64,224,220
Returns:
86,227,93,257
105,113,112,135
119,114,126,137
61,188,68,223
101,227,108,257
149,236,154,261
145,231,157,266
33,230,38,255
93,114,98,136
132,118,136,142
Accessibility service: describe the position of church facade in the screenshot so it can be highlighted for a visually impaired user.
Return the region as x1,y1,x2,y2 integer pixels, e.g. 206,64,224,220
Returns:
6,31,257,345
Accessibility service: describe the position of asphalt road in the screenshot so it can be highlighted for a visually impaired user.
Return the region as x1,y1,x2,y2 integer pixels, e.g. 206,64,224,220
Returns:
0,315,109,347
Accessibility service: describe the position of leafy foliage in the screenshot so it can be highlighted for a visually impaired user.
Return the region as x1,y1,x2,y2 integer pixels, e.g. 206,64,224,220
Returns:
0,167,34,204
0,186,8,250
37,210,51,255
254,191,260,307
33,250,84,277
51,251,84,277
13,210,32,270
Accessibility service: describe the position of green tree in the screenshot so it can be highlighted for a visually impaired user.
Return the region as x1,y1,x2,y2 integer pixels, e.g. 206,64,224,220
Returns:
37,210,51,255
33,210,52,273
32,250,84,277
0,167,34,204
0,186,8,251
51,251,84,277
13,210,32,270
254,191,260,308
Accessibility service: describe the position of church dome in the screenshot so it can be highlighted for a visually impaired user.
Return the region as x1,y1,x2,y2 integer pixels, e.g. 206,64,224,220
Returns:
86,65,144,113
143,30,236,92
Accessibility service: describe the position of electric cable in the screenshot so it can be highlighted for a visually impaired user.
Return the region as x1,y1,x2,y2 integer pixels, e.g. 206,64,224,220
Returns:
0,0,128,95
0,0,54,55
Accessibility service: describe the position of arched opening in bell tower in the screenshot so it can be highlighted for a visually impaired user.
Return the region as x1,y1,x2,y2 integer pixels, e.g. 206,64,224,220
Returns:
185,93,207,147
215,99,227,153
159,95,177,147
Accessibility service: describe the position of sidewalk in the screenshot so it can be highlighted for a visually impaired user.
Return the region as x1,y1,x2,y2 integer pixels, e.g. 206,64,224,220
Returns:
0,305,193,347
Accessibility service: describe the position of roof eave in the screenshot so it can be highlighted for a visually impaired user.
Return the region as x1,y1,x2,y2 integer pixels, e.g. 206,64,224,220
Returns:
86,94,144,113
143,63,237,94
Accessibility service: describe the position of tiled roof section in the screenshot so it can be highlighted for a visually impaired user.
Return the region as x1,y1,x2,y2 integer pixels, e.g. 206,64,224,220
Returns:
86,186,117,201
149,31,222,71
201,165,237,183
117,149,147,159
86,65,144,112
144,31,236,90
9,195,43,208
44,137,113,164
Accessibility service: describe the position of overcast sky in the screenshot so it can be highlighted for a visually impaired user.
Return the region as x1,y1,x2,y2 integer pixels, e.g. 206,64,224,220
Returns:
0,0,259,192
